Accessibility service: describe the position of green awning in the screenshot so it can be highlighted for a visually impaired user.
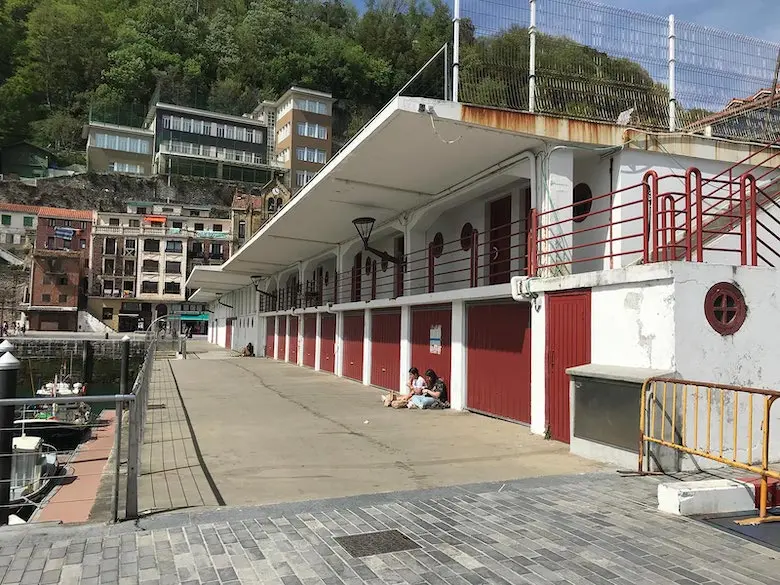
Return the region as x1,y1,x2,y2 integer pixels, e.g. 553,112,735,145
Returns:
179,312,210,321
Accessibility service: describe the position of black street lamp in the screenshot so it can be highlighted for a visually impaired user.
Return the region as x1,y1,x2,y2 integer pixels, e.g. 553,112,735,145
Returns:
352,217,402,264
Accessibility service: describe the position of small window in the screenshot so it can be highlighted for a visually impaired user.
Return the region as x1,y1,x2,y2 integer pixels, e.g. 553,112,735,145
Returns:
189,210,199,217
212,224,223,232
129,219,140,228
165,261,181,274
1,215,10,226
172,221,183,229
143,239,160,252
162,207,174,213
460,223,474,251
124,260,135,274
165,240,183,253
58,294,68,303
80,239,86,249
211,243,223,257
572,183,593,223
164,281,181,295
238,221,246,239
142,260,159,272
42,294,51,303
141,281,157,293
194,223,204,231
23,216,33,227
431,232,444,258
109,218,120,226
104,259,115,273
47,236,54,249
137,207,147,215
59,276,68,285
102,307,114,320
104,238,117,254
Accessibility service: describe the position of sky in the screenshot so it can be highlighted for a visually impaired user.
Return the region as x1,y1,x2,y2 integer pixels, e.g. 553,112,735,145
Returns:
352,0,780,43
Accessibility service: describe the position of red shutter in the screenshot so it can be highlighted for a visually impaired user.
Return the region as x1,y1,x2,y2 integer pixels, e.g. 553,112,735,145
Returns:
371,310,401,391
342,312,364,381
265,317,275,358
411,306,451,383
303,315,316,367
288,317,299,364
320,314,336,373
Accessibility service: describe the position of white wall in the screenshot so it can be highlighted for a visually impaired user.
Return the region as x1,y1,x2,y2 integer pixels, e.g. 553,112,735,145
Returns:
571,154,614,273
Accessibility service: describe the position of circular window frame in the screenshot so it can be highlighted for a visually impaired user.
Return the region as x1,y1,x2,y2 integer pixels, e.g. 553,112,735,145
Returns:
381,257,388,272
704,281,747,336
431,232,444,258
460,223,474,251
572,183,593,223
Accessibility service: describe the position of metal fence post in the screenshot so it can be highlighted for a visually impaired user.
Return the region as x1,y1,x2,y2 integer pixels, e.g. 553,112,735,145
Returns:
111,396,123,523
452,0,460,102
668,14,676,132
0,349,18,526
120,335,130,395
529,0,537,113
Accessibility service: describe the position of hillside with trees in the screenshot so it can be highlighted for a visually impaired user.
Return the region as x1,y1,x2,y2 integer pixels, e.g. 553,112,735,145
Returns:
0,0,670,164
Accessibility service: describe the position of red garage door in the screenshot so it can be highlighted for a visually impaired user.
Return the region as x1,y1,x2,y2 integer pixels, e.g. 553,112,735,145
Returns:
371,310,401,391
320,314,336,373
342,311,364,382
265,317,275,358
546,290,591,443
467,303,532,423
278,316,287,359
411,305,451,383
303,315,316,368
288,317,299,364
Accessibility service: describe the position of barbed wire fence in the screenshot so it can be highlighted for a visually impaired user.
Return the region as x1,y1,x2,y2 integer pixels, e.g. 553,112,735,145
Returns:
458,0,780,140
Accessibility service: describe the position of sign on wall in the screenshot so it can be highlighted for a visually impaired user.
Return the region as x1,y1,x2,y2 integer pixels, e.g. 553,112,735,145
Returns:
429,324,442,355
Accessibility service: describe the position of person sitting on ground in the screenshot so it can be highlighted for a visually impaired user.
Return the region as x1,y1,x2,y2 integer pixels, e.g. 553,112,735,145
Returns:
382,367,427,407
240,342,254,357
408,368,448,409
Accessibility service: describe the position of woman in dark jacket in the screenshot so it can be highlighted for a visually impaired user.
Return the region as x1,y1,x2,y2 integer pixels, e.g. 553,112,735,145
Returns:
409,369,448,409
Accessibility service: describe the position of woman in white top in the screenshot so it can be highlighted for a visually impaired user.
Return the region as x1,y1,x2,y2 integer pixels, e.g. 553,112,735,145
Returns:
407,367,427,395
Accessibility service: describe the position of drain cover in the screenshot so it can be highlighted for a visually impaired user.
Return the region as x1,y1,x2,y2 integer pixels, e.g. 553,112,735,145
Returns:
334,530,420,557
147,403,167,410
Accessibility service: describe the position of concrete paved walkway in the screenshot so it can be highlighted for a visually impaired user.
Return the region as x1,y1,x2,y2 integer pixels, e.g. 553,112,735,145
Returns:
151,353,605,511
0,472,777,585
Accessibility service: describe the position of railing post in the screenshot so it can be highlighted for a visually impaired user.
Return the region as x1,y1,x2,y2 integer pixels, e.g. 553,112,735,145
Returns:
668,14,676,132
470,229,479,286
427,243,435,293
529,0,537,113
0,348,18,526
452,0,460,102
739,173,751,266
111,396,123,523
120,335,130,395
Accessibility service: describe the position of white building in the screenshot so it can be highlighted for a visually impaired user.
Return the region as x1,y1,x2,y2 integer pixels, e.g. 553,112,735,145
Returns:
185,93,780,471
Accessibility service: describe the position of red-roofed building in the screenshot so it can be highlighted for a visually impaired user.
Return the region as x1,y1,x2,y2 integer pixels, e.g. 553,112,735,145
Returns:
25,208,95,331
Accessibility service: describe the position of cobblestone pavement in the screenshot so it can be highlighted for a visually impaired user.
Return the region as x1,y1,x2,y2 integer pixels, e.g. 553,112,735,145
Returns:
1,472,779,585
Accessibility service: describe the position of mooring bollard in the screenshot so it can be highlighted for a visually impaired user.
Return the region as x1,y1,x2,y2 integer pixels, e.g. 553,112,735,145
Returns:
0,348,18,526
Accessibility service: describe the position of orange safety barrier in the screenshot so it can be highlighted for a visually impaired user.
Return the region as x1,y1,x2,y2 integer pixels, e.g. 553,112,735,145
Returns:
639,377,780,525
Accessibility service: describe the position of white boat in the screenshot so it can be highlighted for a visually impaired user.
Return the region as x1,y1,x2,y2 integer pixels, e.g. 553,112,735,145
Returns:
10,436,60,510
35,380,85,397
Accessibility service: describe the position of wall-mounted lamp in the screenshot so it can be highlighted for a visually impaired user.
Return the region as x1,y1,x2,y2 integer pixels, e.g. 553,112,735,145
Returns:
352,217,402,265
251,275,276,298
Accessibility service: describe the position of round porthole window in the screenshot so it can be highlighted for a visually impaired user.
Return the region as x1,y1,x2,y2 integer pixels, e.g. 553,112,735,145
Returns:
704,282,747,336
381,257,388,272
573,183,593,223
365,257,372,275
460,223,474,251
324,271,329,285
432,232,444,258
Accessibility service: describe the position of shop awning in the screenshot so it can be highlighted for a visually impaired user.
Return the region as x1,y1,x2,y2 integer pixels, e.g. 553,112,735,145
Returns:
179,312,210,321
144,215,167,224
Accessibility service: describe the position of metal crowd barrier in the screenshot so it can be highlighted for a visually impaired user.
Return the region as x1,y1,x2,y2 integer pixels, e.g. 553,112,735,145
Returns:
639,377,780,525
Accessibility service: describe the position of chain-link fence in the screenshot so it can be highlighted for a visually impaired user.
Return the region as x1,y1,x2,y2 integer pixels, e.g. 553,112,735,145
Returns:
459,0,780,138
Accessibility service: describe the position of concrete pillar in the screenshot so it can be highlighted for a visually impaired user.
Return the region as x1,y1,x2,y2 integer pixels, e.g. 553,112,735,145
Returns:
449,300,467,411
539,148,574,277
530,293,547,435
399,305,412,392
334,311,344,377
314,312,322,371
362,308,372,385
273,315,279,359
284,315,291,362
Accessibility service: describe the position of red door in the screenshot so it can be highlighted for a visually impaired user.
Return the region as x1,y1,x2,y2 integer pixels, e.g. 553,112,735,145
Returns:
225,319,233,350
371,310,401,391
467,303,531,423
320,314,336,373
342,311,364,381
545,290,591,443
265,317,275,358
288,317,299,364
278,316,287,359
411,306,452,383
489,195,513,285
303,315,316,367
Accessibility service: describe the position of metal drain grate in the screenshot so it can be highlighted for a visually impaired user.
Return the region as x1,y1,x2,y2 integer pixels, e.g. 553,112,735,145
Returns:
147,403,167,410
334,530,420,558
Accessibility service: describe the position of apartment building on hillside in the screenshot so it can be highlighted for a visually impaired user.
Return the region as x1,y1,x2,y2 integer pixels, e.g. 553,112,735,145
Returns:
24,208,95,331
88,201,229,332
85,86,334,190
